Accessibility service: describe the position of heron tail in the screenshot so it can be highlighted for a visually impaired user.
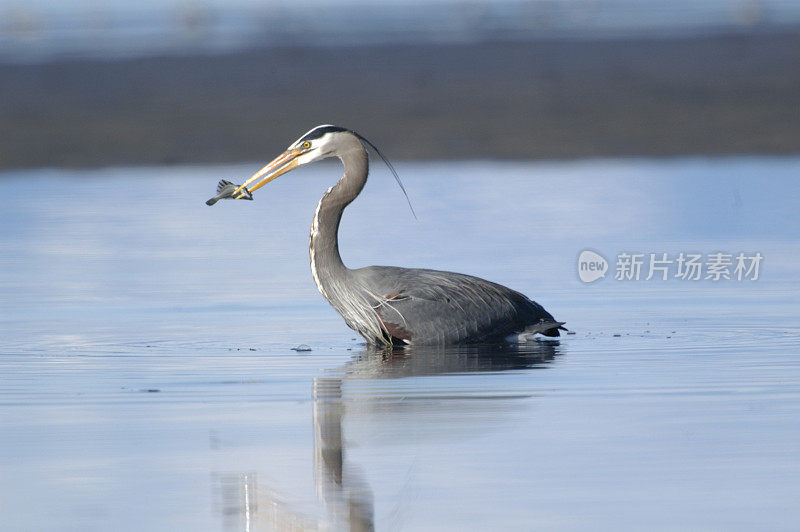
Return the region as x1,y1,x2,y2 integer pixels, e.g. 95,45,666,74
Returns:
525,320,567,337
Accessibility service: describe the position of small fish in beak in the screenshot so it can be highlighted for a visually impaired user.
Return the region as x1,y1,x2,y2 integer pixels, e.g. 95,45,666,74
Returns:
205,180,253,206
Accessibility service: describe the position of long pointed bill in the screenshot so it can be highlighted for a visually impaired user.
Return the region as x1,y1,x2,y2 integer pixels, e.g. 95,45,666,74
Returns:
233,148,302,197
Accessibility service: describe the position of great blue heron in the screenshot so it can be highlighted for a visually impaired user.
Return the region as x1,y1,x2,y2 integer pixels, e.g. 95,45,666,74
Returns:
215,125,565,346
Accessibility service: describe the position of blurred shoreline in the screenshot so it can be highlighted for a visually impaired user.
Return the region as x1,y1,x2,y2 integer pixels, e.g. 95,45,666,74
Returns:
2,30,799,170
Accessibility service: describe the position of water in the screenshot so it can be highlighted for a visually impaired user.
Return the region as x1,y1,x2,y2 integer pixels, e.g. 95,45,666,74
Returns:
1,157,799,530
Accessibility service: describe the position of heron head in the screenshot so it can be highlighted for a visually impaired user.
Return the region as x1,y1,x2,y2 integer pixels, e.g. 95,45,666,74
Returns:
229,124,414,217
232,124,352,196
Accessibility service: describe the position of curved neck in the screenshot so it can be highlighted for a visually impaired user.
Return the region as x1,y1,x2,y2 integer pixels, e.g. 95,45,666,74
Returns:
309,143,369,300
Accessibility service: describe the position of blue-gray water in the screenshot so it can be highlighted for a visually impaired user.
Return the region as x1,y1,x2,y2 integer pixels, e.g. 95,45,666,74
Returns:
1,157,799,530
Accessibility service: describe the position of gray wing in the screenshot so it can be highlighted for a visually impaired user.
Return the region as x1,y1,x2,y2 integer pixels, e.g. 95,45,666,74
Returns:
354,266,562,345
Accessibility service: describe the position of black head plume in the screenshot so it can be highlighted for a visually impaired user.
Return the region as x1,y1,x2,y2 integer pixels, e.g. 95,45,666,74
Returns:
351,131,417,220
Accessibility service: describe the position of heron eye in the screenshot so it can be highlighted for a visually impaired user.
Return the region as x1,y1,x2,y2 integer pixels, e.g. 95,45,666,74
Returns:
301,141,311,149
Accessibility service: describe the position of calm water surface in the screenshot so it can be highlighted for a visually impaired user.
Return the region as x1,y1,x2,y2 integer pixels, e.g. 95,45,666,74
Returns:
1,157,799,530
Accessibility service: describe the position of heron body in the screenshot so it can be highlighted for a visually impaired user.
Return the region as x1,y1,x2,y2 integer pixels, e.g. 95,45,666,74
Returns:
225,125,564,346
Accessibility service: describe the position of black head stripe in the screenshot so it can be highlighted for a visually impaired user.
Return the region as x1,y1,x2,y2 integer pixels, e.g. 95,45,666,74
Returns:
300,125,349,142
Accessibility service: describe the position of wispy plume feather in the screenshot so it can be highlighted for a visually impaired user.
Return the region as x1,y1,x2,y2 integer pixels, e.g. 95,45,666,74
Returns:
353,131,417,220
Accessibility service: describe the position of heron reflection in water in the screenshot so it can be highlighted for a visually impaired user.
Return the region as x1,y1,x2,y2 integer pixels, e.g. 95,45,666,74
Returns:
208,125,565,346
219,342,562,531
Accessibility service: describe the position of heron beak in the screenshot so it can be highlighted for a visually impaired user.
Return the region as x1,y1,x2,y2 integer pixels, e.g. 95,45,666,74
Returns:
233,148,303,197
